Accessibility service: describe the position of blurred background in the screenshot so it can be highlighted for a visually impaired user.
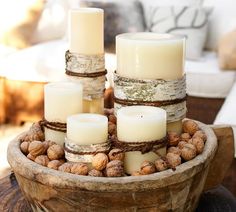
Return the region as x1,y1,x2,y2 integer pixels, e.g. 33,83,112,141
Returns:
0,0,236,194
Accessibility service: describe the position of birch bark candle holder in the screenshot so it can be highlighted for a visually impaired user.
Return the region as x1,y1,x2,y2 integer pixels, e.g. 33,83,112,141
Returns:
115,33,187,134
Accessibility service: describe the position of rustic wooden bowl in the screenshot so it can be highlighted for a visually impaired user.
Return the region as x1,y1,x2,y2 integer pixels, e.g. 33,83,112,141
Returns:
8,121,218,212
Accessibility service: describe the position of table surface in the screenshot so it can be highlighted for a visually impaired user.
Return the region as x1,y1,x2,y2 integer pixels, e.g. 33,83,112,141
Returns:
0,173,236,212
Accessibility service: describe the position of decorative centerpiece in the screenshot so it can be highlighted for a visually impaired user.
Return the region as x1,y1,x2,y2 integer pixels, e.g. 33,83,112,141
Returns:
6,7,232,212
8,118,218,211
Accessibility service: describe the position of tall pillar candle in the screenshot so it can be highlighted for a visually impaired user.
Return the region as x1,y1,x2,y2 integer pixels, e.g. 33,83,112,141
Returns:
44,82,83,146
116,33,186,134
65,114,108,162
117,106,167,174
67,8,105,114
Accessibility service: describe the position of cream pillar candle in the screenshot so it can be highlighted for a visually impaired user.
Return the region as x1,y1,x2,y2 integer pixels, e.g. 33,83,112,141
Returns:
68,8,104,114
44,82,83,146
67,114,108,145
116,33,185,134
66,114,108,162
69,8,104,54
117,106,167,174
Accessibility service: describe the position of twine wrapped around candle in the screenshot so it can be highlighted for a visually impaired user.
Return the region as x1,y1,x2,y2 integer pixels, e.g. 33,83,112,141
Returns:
64,138,111,163
114,73,187,123
65,50,106,100
111,135,168,154
40,119,67,133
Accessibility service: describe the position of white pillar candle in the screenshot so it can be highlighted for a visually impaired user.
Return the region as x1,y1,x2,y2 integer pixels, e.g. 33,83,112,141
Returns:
44,82,83,145
117,106,167,174
69,8,104,54
68,8,104,114
67,114,108,145
116,33,185,133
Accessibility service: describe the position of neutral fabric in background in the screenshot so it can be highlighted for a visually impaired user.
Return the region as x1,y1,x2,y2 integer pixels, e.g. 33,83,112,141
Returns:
141,6,210,60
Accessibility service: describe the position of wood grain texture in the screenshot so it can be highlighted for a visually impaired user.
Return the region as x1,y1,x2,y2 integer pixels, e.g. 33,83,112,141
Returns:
186,96,225,124
0,173,31,212
7,121,218,211
204,125,235,191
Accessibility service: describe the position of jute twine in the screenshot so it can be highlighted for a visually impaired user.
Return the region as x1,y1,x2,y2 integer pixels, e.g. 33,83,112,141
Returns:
40,119,66,133
110,135,168,154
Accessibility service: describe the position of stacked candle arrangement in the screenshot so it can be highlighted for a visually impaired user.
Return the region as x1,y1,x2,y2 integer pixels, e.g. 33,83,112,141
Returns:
33,8,190,175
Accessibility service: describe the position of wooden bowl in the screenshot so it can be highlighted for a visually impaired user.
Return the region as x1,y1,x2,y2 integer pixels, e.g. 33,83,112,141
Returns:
8,121,217,212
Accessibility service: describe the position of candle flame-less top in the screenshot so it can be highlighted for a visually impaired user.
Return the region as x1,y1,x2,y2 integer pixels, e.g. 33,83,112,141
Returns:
117,106,166,142
116,32,185,80
69,8,104,54
67,113,108,145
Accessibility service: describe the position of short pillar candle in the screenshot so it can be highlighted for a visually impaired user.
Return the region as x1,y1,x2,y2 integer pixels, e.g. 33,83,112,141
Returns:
116,32,186,133
66,114,108,162
117,106,167,174
68,8,105,114
44,82,83,146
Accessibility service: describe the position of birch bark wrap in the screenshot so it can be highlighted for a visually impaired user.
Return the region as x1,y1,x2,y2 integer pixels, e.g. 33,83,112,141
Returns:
114,73,187,123
64,138,111,163
65,50,106,100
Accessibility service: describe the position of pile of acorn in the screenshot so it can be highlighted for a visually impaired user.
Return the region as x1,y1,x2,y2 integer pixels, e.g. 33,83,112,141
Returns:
19,109,207,177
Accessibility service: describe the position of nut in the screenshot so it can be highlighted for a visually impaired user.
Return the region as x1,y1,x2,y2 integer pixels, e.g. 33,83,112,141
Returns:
108,149,125,161
167,147,181,156
154,158,168,172
88,169,104,177
193,130,207,142
182,120,199,135
166,153,181,168
27,153,36,161
180,133,191,142
189,137,204,154
58,163,73,173
71,163,89,175
20,141,29,154
178,141,187,149
42,141,50,150
28,141,46,157
181,143,197,161
131,171,142,176
22,122,45,142
92,153,109,171
105,160,124,177
47,144,64,160
35,155,49,166
108,114,117,124
140,161,156,175
47,160,64,170
167,132,180,146
108,122,116,135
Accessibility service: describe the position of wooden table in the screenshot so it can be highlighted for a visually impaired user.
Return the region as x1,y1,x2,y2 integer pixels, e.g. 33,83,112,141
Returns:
0,173,236,212
0,173,31,211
